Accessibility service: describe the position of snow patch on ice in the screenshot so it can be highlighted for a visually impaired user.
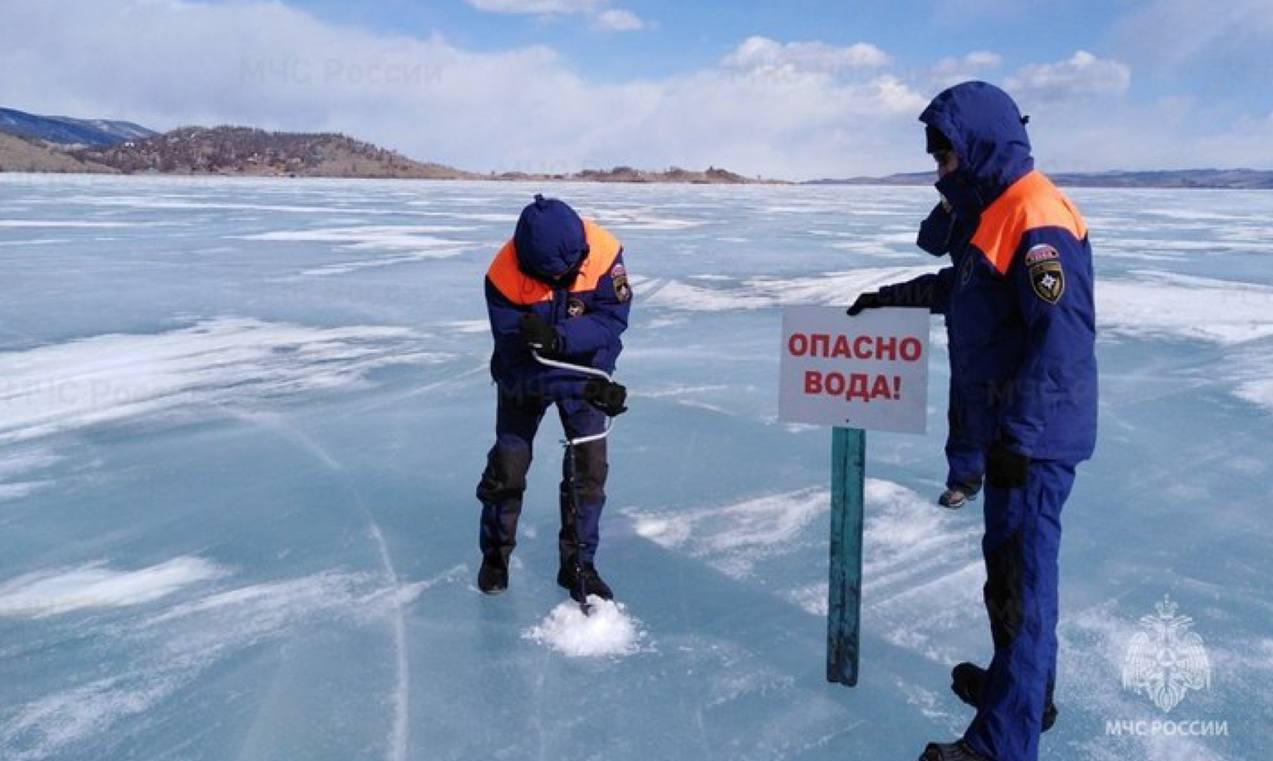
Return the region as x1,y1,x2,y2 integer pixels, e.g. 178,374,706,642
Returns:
0,557,228,619
439,320,490,334
0,448,63,479
412,209,518,224
0,480,53,501
760,479,984,661
1,670,180,761
633,383,730,399
0,317,445,443
0,219,141,228
523,597,647,658
298,249,466,276
241,225,473,276
0,447,63,502
631,515,694,547
3,568,408,758
1055,599,1239,761
240,224,475,250
641,266,935,312
1099,271,1273,345
57,195,400,215
0,237,70,247
785,582,828,617
860,479,983,662
593,208,705,231
1234,378,1273,414
627,488,826,578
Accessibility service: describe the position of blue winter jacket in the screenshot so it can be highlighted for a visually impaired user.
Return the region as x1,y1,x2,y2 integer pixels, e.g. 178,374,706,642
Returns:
890,81,1098,463
485,219,631,401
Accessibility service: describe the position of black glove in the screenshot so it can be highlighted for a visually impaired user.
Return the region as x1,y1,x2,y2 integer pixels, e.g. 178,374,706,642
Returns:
986,439,1029,489
583,378,628,416
519,313,560,354
846,291,883,316
850,281,937,314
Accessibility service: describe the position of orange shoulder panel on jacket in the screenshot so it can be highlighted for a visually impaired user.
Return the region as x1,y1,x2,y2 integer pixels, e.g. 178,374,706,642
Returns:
971,171,1088,275
571,220,623,293
485,220,624,304
485,240,551,306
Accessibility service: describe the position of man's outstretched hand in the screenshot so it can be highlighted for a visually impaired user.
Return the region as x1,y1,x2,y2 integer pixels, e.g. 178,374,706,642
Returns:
583,378,628,416
847,291,883,316
520,313,560,354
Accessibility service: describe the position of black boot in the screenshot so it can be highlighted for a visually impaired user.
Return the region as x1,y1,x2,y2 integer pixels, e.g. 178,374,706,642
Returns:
557,561,613,602
919,741,989,760
477,555,508,595
951,662,1058,731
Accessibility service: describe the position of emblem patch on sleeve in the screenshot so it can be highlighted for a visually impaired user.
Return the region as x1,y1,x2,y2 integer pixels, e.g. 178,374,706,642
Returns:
1029,260,1065,304
1024,244,1059,266
610,263,631,303
567,297,587,317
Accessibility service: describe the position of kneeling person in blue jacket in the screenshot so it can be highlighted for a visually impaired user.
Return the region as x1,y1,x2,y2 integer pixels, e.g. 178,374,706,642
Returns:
476,195,632,601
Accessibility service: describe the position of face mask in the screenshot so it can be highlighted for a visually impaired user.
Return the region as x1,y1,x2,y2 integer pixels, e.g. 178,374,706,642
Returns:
917,202,956,257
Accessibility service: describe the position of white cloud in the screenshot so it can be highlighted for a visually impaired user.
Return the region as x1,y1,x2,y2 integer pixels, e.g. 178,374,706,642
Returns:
594,8,645,31
723,36,891,77
1112,0,1273,68
0,2,925,178
1007,50,1131,103
466,0,646,32
930,50,1002,87
964,51,1002,68
466,0,601,13
933,50,1001,75
1018,93,1273,173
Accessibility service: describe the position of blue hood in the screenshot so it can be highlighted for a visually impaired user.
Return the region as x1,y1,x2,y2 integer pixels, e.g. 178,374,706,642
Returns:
513,194,588,282
920,81,1033,214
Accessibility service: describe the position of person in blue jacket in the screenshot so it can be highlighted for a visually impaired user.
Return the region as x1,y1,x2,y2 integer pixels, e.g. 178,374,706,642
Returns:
476,194,631,601
850,81,1098,761
915,199,988,509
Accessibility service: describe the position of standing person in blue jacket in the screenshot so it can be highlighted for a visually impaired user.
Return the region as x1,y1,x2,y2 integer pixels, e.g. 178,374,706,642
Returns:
850,81,1098,761
476,195,631,602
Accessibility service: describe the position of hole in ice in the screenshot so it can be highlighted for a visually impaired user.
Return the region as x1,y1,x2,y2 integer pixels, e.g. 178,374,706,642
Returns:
523,597,647,658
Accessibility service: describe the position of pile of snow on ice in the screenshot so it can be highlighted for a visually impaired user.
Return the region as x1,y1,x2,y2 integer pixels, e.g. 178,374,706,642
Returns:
524,597,646,657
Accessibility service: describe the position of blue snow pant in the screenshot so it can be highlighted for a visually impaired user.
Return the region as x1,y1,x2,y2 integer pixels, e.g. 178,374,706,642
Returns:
945,379,987,493
963,460,1076,761
476,389,608,569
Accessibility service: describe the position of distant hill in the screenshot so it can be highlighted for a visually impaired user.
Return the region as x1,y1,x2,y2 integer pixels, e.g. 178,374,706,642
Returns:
0,106,157,147
808,168,1273,190
0,105,765,183
0,132,117,173
74,126,473,179
493,165,762,184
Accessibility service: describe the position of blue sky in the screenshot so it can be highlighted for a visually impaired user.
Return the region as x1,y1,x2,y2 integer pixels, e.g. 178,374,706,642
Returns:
1,0,1270,177
270,0,1271,103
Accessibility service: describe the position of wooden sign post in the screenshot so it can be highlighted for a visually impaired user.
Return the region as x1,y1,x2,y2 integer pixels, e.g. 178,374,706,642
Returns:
827,426,866,685
778,306,931,688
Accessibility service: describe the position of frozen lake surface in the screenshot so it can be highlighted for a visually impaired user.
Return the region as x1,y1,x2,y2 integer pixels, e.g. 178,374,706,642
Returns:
1,174,1270,760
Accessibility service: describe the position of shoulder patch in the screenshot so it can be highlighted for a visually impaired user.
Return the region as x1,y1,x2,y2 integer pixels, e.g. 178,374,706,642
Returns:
1024,243,1059,266
1029,260,1065,304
